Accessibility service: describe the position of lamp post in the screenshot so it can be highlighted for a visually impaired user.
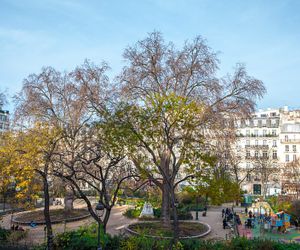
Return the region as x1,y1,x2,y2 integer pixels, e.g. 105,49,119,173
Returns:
195,196,199,220
95,200,105,250
174,199,179,208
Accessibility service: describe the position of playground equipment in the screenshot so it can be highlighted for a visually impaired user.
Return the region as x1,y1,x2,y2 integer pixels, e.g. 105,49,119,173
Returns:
250,201,272,216
270,211,291,229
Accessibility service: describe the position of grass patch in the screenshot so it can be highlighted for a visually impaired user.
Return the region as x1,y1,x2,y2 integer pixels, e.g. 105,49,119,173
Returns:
14,209,90,223
128,221,208,238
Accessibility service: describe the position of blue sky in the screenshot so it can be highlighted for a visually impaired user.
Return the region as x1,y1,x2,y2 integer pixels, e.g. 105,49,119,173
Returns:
1,0,300,111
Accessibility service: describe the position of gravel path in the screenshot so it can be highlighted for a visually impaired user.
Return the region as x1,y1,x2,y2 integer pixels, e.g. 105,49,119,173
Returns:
190,209,233,241
0,204,135,246
0,203,233,246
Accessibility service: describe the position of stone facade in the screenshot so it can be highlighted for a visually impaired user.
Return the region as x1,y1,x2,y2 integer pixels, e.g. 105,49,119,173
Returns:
235,106,300,196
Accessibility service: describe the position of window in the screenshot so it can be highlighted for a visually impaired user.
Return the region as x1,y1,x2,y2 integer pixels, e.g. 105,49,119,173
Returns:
263,130,267,136
253,184,261,195
293,154,297,161
262,119,266,126
258,120,262,127
272,130,276,136
263,151,268,159
254,130,258,136
273,151,277,159
246,130,250,136
246,162,251,169
246,140,250,146
246,173,251,181
255,151,259,158
293,145,296,152
246,151,250,158
273,140,277,147
285,135,289,142
286,154,290,162
263,140,267,146
285,145,289,152
255,140,258,146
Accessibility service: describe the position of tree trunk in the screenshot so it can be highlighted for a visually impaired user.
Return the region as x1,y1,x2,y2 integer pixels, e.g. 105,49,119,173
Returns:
3,191,6,212
170,189,179,243
103,207,111,233
161,180,171,225
43,175,53,250
160,150,171,226
64,190,74,211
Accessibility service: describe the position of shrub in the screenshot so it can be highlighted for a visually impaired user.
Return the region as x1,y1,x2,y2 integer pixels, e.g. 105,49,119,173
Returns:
288,200,300,221
171,209,193,220
153,207,161,218
123,207,141,219
178,189,196,205
120,235,171,250
7,230,28,243
0,226,11,242
53,223,110,250
41,226,300,250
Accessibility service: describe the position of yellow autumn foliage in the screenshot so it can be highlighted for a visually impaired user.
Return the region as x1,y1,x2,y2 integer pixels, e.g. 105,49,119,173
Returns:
0,123,60,208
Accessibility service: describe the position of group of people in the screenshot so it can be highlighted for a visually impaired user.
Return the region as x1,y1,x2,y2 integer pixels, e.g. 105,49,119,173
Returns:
11,224,24,231
245,207,273,228
245,207,255,228
222,208,241,229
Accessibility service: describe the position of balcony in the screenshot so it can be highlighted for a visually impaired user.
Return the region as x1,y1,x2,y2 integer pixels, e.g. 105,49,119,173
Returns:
280,139,300,144
237,134,277,138
245,156,271,160
245,145,269,149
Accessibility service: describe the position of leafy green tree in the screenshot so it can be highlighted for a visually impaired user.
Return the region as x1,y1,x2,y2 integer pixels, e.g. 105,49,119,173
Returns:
116,31,265,240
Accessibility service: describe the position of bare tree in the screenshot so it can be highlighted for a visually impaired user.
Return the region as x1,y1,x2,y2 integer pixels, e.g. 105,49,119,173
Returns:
0,90,7,109
53,124,139,232
14,60,138,236
282,159,300,199
13,61,109,249
117,31,266,240
252,148,279,198
216,135,256,204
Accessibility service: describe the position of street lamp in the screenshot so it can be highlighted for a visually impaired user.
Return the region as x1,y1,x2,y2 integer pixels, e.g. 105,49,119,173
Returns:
95,200,105,250
195,196,199,220
174,199,179,208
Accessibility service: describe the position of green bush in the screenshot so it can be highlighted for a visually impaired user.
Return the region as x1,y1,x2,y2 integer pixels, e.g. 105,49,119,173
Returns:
35,225,300,250
53,223,110,250
120,235,170,250
123,207,141,219
171,209,193,220
7,230,28,242
0,226,11,242
182,203,205,212
288,200,300,222
153,207,161,218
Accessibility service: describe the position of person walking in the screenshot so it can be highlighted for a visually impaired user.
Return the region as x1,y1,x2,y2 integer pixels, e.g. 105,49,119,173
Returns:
223,218,227,229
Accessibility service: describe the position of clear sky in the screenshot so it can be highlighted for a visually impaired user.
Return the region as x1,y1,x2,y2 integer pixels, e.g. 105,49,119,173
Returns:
1,0,300,111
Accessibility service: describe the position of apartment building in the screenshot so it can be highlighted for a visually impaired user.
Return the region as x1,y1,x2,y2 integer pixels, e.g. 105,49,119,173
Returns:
0,108,9,132
235,106,300,197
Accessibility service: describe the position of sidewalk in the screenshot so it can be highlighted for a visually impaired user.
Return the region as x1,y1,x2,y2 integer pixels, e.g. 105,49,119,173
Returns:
191,209,232,240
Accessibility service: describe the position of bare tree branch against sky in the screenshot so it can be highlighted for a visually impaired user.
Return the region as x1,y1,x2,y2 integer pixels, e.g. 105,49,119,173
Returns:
1,0,300,110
